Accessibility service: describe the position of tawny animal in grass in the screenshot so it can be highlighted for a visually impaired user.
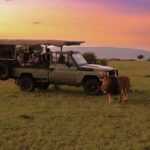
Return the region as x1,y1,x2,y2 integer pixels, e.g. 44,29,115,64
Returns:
101,76,130,104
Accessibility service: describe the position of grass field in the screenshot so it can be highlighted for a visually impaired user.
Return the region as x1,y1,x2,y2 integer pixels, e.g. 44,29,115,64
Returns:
0,61,150,150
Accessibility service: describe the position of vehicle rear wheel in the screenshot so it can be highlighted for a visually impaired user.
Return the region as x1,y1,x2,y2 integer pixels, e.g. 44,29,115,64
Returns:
19,76,35,92
84,79,102,95
0,63,10,80
36,83,49,90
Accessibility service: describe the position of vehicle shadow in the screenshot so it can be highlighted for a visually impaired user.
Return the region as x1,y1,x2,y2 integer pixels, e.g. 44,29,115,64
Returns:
35,86,85,96
34,85,103,98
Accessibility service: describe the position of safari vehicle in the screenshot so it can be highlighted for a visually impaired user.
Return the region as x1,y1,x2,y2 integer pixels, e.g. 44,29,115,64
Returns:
0,39,118,95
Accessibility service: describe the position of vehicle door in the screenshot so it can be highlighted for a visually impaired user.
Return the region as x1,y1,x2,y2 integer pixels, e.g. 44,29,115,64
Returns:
49,54,78,84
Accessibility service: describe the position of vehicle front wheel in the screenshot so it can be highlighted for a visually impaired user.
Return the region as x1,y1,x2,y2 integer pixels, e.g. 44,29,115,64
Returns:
19,76,35,92
84,79,102,95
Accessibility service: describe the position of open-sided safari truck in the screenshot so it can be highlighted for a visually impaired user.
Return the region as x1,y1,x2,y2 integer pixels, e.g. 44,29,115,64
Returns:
0,39,118,95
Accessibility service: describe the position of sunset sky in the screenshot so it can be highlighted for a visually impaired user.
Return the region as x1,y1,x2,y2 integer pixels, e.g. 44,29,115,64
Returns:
0,0,150,51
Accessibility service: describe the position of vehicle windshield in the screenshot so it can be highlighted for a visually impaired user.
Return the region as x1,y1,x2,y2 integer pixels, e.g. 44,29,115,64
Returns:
72,53,87,65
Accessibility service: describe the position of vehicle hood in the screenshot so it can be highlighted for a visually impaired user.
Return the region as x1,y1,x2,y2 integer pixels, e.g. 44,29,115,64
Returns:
80,64,116,71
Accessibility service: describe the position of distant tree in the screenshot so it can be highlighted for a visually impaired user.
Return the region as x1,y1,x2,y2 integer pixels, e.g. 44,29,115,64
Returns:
29,45,43,53
137,54,144,60
96,59,108,66
83,52,96,64
16,45,43,53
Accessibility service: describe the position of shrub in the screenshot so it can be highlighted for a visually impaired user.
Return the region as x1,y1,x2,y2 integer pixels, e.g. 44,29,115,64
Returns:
83,52,96,64
96,59,108,66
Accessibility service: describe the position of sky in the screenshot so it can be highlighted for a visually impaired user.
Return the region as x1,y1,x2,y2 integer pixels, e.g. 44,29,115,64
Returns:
0,0,150,51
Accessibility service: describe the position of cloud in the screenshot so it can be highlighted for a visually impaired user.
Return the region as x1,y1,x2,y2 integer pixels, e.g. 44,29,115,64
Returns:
5,0,13,1
84,0,150,9
101,0,150,14
74,0,150,14
33,21,41,25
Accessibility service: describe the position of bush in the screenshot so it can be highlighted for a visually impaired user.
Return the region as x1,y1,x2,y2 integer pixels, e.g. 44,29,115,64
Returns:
83,52,96,64
147,58,150,61
137,54,144,60
96,59,108,66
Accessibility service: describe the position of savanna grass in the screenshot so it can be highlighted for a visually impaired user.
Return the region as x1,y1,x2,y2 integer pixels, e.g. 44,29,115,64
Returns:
0,61,150,150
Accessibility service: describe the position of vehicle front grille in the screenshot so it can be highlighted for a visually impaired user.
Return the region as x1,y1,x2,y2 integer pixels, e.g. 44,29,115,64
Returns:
108,70,117,77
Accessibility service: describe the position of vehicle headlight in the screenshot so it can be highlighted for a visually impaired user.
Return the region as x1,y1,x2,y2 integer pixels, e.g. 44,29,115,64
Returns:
99,71,107,77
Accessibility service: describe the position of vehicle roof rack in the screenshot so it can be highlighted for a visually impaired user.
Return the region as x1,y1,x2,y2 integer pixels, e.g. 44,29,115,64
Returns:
0,39,84,47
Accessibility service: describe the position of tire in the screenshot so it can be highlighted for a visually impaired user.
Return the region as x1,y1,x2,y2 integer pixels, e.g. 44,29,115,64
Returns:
19,76,35,92
36,83,49,90
84,79,102,95
0,63,10,80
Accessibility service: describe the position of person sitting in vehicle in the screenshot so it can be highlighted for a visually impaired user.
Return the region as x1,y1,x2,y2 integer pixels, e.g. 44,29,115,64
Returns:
42,48,52,66
27,53,40,66
34,53,40,64
58,53,65,64
42,48,51,62
26,47,34,61
17,52,25,66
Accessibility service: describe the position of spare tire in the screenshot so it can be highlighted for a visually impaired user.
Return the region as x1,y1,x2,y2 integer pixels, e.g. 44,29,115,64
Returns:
0,63,10,80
